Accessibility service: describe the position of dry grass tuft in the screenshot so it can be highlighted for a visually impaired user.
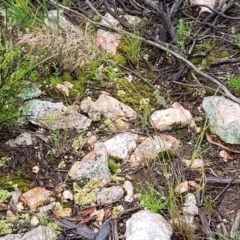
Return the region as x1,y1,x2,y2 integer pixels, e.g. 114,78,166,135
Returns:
17,12,98,73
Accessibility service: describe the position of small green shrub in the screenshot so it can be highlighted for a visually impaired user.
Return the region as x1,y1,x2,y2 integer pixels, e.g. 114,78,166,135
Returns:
177,18,192,52
140,185,168,213
227,74,240,94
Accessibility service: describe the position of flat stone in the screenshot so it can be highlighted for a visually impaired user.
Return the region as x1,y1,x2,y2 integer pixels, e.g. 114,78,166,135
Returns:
68,142,111,185
96,186,124,204
22,100,91,130
20,187,53,210
21,226,56,240
94,94,137,121
126,210,172,240
128,134,180,167
7,132,33,147
0,234,22,240
17,81,42,101
104,132,139,160
202,96,240,144
150,102,192,131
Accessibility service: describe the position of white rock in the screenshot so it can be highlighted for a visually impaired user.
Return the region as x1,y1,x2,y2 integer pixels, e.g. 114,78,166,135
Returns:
7,132,33,147
68,142,111,185
126,210,172,240
80,98,102,121
123,181,134,202
182,158,204,169
0,234,22,240
22,226,56,240
63,190,73,201
128,134,180,167
96,13,121,55
30,216,39,227
96,186,124,204
183,193,198,216
190,0,226,13
38,202,56,214
202,96,240,144
172,193,198,229
22,100,91,130
104,132,139,160
95,94,137,121
150,102,192,131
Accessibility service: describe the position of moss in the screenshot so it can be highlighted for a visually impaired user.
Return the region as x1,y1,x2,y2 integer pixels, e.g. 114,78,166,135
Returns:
220,50,229,58
114,78,155,109
108,159,121,174
0,177,31,192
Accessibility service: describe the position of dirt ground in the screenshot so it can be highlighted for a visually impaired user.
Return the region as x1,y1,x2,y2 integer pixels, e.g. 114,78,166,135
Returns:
1,0,240,239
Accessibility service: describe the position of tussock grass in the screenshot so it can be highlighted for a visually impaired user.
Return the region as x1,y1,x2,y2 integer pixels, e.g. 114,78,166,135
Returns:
17,12,98,73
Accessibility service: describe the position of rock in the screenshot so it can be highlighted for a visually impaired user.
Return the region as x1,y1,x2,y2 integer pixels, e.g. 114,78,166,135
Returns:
96,12,121,55
20,187,53,210
182,158,204,169
104,132,139,161
95,94,137,121
17,81,42,101
21,226,56,240
126,210,172,240
123,181,134,202
128,134,180,167
172,193,198,229
6,132,33,147
183,193,198,216
202,96,240,144
150,102,193,131
96,186,124,204
80,98,102,121
0,234,22,240
9,190,21,212
22,100,91,130
30,216,39,227
190,0,226,14
38,202,56,214
68,142,111,185
63,190,73,201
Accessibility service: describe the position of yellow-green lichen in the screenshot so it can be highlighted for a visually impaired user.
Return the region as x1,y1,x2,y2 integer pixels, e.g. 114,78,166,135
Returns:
73,180,103,205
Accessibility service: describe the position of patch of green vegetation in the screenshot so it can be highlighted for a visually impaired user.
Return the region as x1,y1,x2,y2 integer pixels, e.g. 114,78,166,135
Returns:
203,194,214,212
0,220,13,236
73,180,103,205
227,74,240,94
139,184,168,213
0,190,11,203
177,18,192,52
190,44,229,71
108,157,121,174
2,0,45,29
